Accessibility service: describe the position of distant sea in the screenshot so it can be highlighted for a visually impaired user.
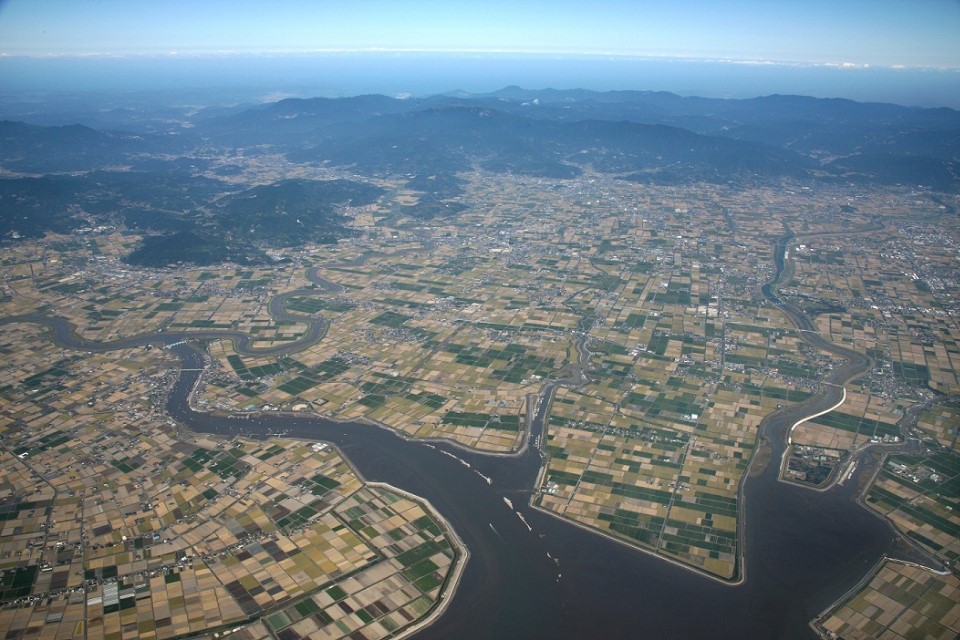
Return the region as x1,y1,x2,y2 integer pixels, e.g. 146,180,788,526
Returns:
1,52,958,109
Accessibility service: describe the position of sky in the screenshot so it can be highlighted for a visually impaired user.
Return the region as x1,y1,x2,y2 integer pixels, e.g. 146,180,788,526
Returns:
1,0,958,67
0,0,958,107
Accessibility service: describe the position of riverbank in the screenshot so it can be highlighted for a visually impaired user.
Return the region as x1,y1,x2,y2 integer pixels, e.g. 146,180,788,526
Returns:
0,308,904,640
0,218,929,638
366,481,470,640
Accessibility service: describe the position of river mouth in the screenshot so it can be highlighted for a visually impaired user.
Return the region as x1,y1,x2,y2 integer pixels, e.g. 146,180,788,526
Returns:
1,238,903,640
159,344,893,640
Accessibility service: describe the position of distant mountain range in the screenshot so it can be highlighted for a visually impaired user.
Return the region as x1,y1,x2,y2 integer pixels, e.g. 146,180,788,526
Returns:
2,87,958,264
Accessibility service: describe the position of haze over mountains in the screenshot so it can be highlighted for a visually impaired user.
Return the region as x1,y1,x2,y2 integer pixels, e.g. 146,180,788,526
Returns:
2,87,958,266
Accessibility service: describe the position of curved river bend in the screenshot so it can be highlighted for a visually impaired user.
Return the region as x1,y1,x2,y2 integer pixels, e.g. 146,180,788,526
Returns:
0,229,916,639
0,312,899,640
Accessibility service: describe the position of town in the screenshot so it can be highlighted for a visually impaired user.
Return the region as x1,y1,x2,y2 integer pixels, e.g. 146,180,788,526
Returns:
1,164,958,638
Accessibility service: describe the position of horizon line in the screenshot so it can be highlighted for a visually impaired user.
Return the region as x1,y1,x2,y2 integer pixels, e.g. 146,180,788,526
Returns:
1,49,958,73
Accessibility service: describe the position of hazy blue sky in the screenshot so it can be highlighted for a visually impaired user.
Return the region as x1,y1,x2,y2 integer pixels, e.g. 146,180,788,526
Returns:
1,0,958,68
1,0,958,108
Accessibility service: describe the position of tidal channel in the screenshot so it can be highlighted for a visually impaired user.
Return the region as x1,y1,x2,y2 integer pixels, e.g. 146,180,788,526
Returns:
1,228,916,639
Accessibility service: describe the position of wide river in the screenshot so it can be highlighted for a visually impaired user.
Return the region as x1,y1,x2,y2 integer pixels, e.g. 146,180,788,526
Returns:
3,230,920,639
164,346,897,640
